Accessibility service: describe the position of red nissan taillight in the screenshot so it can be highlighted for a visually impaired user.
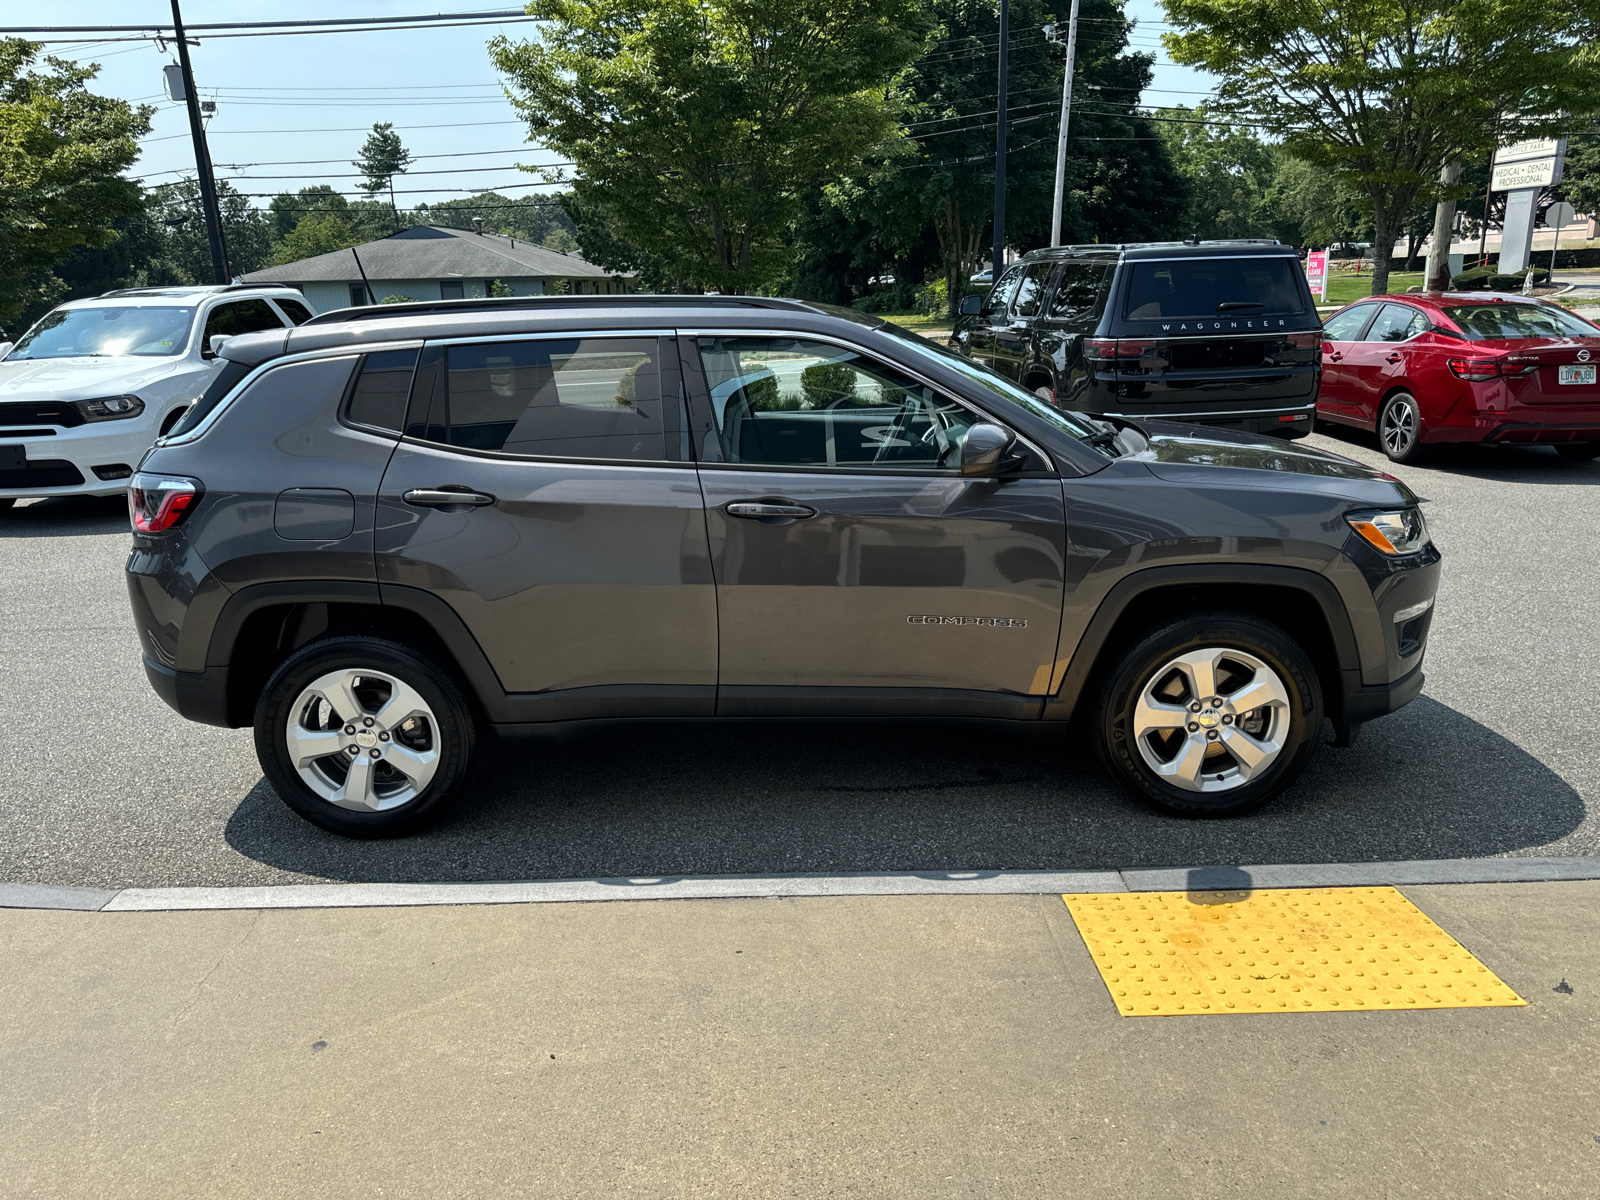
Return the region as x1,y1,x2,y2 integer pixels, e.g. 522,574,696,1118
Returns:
1446,356,1540,382
128,472,202,533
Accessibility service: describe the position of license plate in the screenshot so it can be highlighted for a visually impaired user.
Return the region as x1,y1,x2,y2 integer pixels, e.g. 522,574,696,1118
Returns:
0,444,23,471
1559,365,1596,385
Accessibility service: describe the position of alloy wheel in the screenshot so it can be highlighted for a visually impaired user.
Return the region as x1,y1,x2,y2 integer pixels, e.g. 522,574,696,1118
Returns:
1130,647,1290,793
284,668,441,811
1382,399,1417,457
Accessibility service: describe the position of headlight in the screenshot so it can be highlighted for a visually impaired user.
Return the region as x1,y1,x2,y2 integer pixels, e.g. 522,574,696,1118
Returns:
1346,508,1430,556
73,395,145,422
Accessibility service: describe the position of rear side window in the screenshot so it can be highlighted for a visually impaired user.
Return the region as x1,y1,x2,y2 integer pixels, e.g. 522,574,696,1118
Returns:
1122,258,1307,322
1363,304,1427,342
273,297,314,325
1048,262,1108,320
345,348,419,434
427,337,667,461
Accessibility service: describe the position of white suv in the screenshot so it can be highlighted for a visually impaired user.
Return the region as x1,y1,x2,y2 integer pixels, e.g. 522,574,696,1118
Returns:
0,284,315,507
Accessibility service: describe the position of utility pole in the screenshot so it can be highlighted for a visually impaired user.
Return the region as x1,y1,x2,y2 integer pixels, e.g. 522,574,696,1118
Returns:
1047,0,1081,247
169,0,229,284
991,0,1008,282
1424,160,1462,291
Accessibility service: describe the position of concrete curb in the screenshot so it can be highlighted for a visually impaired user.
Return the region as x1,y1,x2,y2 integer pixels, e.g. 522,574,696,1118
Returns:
2,856,1598,913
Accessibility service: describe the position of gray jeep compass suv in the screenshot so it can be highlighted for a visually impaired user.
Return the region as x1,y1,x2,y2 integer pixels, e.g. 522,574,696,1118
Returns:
126,296,1439,837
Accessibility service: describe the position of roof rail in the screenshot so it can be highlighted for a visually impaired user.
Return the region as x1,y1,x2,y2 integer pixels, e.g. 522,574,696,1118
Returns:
95,282,288,300
301,293,819,326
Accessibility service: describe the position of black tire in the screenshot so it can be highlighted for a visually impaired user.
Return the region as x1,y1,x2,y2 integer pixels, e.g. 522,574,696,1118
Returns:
254,636,478,837
1378,392,1427,463
1554,442,1600,462
1093,613,1323,817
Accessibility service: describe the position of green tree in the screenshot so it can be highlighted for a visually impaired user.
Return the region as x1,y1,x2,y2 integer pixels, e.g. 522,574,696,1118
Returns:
271,213,361,266
421,191,577,245
1163,0,1600,295
353,122,416,217
146,178,274,280
0,40,151,321
490,0,934,292
1157,108,1279,239
824,0,1188,316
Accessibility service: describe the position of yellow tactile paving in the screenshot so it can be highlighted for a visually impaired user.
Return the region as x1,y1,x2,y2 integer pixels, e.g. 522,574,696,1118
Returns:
1062,887,1527,1016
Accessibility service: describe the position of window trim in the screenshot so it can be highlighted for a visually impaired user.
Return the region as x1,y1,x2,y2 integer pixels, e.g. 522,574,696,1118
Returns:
1362,302,1429,345
400,330,689,467
676,326,1055,477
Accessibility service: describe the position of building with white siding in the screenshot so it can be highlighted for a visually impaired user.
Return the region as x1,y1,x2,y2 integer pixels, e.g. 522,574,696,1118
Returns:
241,224,630,313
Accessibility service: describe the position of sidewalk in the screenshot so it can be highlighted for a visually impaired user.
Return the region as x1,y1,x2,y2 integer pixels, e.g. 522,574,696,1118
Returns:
2,880,1596,1197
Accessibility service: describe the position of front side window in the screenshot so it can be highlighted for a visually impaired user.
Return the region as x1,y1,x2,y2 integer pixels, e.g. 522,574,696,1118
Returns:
9,306,196,359
1048,262,1108,320
204,299,285,341
1443,302,1600,340
424,337,666,461
985,264,1026,314
1364,304,1427,343
1012,265,1048,318
695,336,980,470
1321,305,1373,342
1123,257,1308,321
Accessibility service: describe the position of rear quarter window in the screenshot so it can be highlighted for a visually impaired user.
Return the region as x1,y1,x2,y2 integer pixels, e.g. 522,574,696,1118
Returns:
1122,257,1308,324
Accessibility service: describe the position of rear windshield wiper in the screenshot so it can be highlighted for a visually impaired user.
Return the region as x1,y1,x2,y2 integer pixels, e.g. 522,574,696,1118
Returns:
1217,301,1264,312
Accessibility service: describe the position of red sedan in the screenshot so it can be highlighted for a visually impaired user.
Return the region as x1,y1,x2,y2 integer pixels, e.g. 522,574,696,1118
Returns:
1316,292,1600,463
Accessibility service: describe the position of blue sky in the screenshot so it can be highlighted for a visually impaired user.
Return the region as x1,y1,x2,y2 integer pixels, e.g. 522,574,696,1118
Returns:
10,0,1215,207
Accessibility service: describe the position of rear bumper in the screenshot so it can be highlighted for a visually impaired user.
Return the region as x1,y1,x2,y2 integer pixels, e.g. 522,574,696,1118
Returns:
143,654,233,728
1094,401,1317,439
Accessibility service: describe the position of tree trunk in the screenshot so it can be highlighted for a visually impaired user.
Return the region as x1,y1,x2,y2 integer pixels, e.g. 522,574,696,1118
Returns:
1425,162,1463,291
1369,198,1396,296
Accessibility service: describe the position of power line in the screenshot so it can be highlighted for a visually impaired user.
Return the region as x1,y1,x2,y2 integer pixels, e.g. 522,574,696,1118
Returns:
2,10,531,33
139,119,525,140
23,18,537,45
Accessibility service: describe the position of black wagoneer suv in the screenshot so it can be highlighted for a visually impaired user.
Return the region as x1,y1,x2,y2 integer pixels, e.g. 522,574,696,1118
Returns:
954,240,1322,438
126,295,1437,836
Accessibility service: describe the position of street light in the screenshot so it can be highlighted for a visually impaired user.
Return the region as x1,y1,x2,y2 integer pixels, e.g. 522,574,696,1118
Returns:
1046,0,1081,247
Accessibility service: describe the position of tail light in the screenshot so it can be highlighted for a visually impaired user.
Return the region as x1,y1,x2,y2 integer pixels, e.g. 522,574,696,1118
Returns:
1447,356,1540,381
1084,338,1154,362
1286,333,1318,350
128,472,202,533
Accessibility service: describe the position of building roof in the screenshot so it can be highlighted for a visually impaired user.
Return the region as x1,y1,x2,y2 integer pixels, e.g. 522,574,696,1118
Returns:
241,225,614,284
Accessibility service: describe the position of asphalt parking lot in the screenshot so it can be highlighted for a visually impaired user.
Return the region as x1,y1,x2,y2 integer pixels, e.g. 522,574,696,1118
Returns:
2,427,1596,890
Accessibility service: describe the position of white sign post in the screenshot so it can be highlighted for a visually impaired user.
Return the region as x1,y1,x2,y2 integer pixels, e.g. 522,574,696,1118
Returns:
1494,127,1567,275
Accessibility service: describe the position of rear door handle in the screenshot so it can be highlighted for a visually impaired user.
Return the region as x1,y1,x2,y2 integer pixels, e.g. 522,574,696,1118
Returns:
1385,354,1403,363
726,500,817,520
403,487,496,509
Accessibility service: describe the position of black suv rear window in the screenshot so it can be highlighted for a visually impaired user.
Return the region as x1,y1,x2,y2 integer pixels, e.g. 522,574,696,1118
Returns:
1122,258,1307,322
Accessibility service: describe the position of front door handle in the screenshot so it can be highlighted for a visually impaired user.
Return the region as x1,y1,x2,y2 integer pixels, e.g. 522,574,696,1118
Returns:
1326,352,1343,361
726,500,817,520
403,486,496,509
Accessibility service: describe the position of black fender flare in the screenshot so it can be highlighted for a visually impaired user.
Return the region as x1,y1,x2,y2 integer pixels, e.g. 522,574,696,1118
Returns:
1043,562,1362,723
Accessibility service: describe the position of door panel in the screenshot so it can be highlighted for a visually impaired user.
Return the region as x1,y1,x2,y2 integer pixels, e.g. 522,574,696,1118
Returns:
1317,304,1378,420
991,263,1049,382
378,445,716,699
700,470,1066,713
1345,303,1427,424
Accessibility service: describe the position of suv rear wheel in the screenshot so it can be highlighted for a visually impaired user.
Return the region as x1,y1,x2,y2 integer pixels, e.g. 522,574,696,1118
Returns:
1093,613,1322,817
255,636,477,837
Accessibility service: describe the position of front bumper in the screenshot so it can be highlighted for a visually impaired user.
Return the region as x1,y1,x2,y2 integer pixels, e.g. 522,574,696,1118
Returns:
0,422,157,498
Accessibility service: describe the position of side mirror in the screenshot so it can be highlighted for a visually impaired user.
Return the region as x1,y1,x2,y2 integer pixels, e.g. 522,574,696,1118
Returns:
0,342,12,360
959,294,984,317
205,334,229,359
961,422,1021,477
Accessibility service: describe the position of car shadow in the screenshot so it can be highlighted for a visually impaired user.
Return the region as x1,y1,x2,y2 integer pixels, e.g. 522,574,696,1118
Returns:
0,495,128,538
224,694,1586,883
1315,423,1600,483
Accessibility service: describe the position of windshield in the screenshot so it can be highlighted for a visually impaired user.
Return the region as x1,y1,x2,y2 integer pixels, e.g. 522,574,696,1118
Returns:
876,324,1105,443
1122,258,1307,321
9,306,196,360
1443,303,1599,341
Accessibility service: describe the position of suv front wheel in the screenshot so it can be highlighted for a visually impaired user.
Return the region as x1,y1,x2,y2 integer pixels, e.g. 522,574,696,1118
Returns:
1093,613,1322,816
255,636,478,837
